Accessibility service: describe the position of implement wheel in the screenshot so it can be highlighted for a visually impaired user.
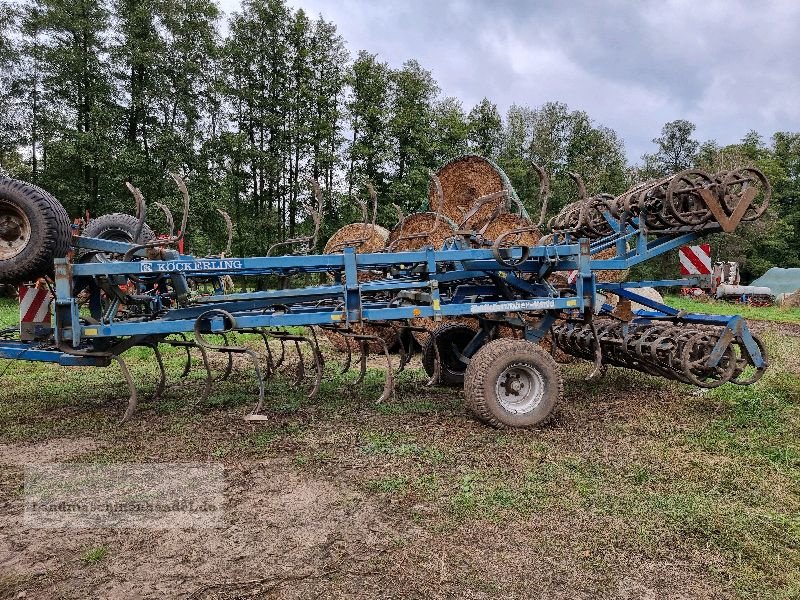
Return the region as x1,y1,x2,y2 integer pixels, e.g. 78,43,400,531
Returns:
422,322,478,386
81,213,155,262
0,178,71,284
464,338,562,429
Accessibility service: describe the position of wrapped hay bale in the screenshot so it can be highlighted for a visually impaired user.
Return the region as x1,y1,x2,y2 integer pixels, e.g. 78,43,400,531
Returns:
481,213,541,247
387,212,458,252
430,155,521,226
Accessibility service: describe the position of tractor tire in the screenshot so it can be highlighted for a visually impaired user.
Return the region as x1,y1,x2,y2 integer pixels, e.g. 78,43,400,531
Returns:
464,338,562,429
81,213,155,262
422,322,479,386
0,177,72,284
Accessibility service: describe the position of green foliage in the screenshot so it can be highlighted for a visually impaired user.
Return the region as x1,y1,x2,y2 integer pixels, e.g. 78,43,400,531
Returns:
0,0,797,282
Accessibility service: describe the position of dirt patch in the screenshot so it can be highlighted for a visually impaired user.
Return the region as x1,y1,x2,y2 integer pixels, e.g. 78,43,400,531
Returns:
0,437,101,466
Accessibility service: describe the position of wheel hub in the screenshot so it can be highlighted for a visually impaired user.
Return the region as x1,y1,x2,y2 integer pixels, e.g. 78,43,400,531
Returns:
0,202,31,260
495,363,545,414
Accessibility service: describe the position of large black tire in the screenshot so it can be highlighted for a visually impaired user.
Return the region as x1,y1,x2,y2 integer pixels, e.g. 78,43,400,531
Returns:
422,322,479,386
81,213,155,262
0,178,72,284
464,338,562,429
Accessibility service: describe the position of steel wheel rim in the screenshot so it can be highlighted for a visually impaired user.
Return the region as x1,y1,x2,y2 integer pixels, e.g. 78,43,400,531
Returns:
496,362,544,414
0,200,31,260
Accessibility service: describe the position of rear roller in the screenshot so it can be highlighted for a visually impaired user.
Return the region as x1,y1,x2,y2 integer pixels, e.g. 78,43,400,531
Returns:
464,338,562,429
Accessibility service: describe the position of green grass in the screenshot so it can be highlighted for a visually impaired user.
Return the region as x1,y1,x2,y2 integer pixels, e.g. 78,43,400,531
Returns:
82,546,108,565
664,294,800,323
0,296,799,597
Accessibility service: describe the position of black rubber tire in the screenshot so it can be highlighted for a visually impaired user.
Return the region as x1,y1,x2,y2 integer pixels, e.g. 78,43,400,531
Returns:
422,322,479,386
81,213,155,262
464,338,562,429
0,177,72,284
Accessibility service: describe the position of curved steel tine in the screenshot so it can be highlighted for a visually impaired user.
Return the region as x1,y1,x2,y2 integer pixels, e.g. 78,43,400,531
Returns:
215,209,233,256
302,176,324,249
393,325,409,374
215,332,234,382
586,315,607,382
150,343,167,401
532,163,551,228
355,340,368,385
252,329,274,378
375,337,394,403
426,330,442,387
169,172,190,241
305,336,322,400
293,340,306,384
125,182,147,244
392,204,406,233
195,344,214,405
568,171,588,201
427,169,444,226
275,335,287,368
153,202,175,238
339,332,353,375
367,182,378,227
175,333,192,378
240,347,266,421
308,326,325,371
115,355,139,423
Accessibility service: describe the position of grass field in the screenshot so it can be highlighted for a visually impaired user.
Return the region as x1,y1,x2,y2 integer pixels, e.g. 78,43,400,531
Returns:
664,294,800,324
0,298,798,598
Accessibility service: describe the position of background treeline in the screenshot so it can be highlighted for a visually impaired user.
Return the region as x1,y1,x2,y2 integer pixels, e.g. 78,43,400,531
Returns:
0,0,797,280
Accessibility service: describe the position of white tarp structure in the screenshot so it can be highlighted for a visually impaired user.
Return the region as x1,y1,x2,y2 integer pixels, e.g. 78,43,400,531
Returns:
750,267,800,296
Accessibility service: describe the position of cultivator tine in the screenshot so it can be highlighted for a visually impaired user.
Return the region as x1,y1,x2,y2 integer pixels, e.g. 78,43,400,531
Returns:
193,310,266,420
149,343,167,400
153,202,175,238
195,344,214,405
214,332,235,382
533,163,551,228
169,173,190,243
292,340,306,384
216,209,233,256
355,340,368,384
125,182,148,244
175,333,192,378
307,326,325,371
568,171,588,201
114,355,139,424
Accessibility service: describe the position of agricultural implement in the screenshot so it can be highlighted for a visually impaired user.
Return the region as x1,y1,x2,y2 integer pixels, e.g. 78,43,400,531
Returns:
0,162,769,428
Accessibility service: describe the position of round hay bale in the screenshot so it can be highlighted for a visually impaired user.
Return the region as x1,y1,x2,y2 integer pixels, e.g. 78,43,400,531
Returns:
629,287,664,312
431,155,519,225
318,322,398,355
481,213,541,247
591,246,629,284
324,222,389,254
387,212,458,252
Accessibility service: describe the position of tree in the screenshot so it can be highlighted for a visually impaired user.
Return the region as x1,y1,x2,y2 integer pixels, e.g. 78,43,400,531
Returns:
386,59,438,212
430,96,469,164
641,119,699,176
467,98,502,158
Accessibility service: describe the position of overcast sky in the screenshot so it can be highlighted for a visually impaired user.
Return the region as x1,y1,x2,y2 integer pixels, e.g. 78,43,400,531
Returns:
217,0,800,162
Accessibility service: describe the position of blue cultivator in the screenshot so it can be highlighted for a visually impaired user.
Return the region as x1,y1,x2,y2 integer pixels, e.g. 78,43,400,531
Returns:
0,167,769,428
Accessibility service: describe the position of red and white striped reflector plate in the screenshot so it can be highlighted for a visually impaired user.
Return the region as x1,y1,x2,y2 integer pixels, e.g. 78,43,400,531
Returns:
19,285,53,323
679,244,711,275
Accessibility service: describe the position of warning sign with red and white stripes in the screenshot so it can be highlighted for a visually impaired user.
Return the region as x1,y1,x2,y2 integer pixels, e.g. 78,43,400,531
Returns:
679,244,712,275
18,285,53,324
